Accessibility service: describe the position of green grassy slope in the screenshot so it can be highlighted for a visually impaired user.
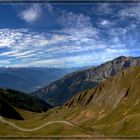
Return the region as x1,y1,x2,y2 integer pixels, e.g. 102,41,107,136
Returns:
0,66,140,137
44,66,140,136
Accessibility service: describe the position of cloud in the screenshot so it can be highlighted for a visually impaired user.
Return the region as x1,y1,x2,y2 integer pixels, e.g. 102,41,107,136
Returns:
45,3,53,13
117,4,140,26
59,11,92,29
1,4,140,67
0,26,133,67
119,4,140,18
99,19,111,26
95,3,113,15
19,4,42,23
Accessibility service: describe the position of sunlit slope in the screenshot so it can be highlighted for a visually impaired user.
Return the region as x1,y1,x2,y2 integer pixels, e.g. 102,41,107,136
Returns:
0,109,89,137
47,66,140,136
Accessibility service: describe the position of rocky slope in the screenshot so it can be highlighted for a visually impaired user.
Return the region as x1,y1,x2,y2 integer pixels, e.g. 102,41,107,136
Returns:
45,66,140,136
33,56,140,106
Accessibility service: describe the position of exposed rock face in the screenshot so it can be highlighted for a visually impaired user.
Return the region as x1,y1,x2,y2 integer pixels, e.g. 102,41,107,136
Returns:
65,67,136,108
62,67,140,126
33,56,140,106
41,66,140,135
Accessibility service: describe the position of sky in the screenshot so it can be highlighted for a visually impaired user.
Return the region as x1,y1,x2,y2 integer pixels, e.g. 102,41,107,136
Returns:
0,2,140,67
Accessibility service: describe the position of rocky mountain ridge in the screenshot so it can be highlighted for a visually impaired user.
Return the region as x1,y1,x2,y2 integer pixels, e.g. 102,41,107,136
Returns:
33,56,140,106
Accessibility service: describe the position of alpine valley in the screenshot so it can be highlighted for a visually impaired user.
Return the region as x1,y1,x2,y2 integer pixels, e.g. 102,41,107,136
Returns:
0,56,140,137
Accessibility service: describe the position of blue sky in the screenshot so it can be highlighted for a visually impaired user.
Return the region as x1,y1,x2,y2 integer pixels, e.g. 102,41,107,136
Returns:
0,3,140,67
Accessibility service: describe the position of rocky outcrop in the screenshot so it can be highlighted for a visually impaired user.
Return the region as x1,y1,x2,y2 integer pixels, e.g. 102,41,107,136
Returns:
33,56,140,106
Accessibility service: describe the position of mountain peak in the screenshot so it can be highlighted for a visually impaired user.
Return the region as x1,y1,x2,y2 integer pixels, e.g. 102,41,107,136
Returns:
115,55,127,60
33,56,140,106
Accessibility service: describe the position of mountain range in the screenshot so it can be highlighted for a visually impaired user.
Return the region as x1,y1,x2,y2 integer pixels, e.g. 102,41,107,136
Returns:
0,67,78,93
0,64,140,136
33,56,140,106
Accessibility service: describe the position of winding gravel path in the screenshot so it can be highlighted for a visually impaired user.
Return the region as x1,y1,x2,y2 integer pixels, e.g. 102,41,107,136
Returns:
0,116,76,132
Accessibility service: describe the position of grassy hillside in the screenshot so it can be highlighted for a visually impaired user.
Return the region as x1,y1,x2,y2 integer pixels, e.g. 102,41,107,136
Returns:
39,66,140,136
0,66,140,137
62,66,140,135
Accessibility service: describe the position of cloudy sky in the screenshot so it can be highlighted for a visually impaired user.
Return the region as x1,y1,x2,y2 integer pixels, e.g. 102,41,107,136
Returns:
0,2,140,67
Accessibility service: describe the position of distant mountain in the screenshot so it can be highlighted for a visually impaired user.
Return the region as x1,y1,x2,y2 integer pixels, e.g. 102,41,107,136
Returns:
0,67,78,93
33,56,140,106
0,88,51,120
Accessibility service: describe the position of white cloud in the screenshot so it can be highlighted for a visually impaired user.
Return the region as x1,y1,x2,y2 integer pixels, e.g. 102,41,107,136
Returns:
37,35,67,47
1,4,140,67
0,26,135,67
59,11,92,29
100,20,110,26
0,38,15,47
96,3,113,15
119,4,140,22
19,4,42,23
1,3,139,69
45,3,53,13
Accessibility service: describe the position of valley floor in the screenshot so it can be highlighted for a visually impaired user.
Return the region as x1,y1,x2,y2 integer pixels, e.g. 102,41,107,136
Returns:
0,107,140,138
